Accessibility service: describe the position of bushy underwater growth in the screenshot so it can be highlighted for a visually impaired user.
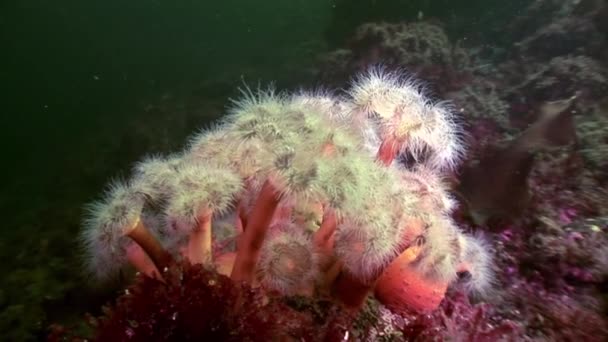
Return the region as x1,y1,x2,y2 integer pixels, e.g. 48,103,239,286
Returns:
68,69,505,339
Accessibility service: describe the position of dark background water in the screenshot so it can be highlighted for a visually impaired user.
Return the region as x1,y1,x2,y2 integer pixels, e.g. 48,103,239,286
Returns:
0,0,527,198
0,0,534,339
1,0,331,199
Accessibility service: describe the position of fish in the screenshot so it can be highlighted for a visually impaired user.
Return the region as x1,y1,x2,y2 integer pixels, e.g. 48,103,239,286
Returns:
457,94,578,225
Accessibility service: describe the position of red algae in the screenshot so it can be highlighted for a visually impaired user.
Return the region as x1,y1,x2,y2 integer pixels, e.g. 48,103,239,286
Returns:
51,262,355,341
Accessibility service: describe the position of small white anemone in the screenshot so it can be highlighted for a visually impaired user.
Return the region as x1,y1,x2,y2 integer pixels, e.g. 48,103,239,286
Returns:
132,154,182,200
458,233,494,297
264,141,322,204
410,104,465,170
186,124,233,164
164,161,243,234
411,214,461,284
397,164,457,214
257,225,319,295
334,211,403,282
221,92,295,179
349,68,464,170
349,67,425,120
379,99,464,170
228,83,285,117
80,180,145,281
315,154,363,215
224,83,290,146
317,151,393,221
290,89,350,123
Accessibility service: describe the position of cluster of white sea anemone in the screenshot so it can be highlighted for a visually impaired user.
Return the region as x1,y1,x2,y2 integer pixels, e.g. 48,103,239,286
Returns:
81,69,493,312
